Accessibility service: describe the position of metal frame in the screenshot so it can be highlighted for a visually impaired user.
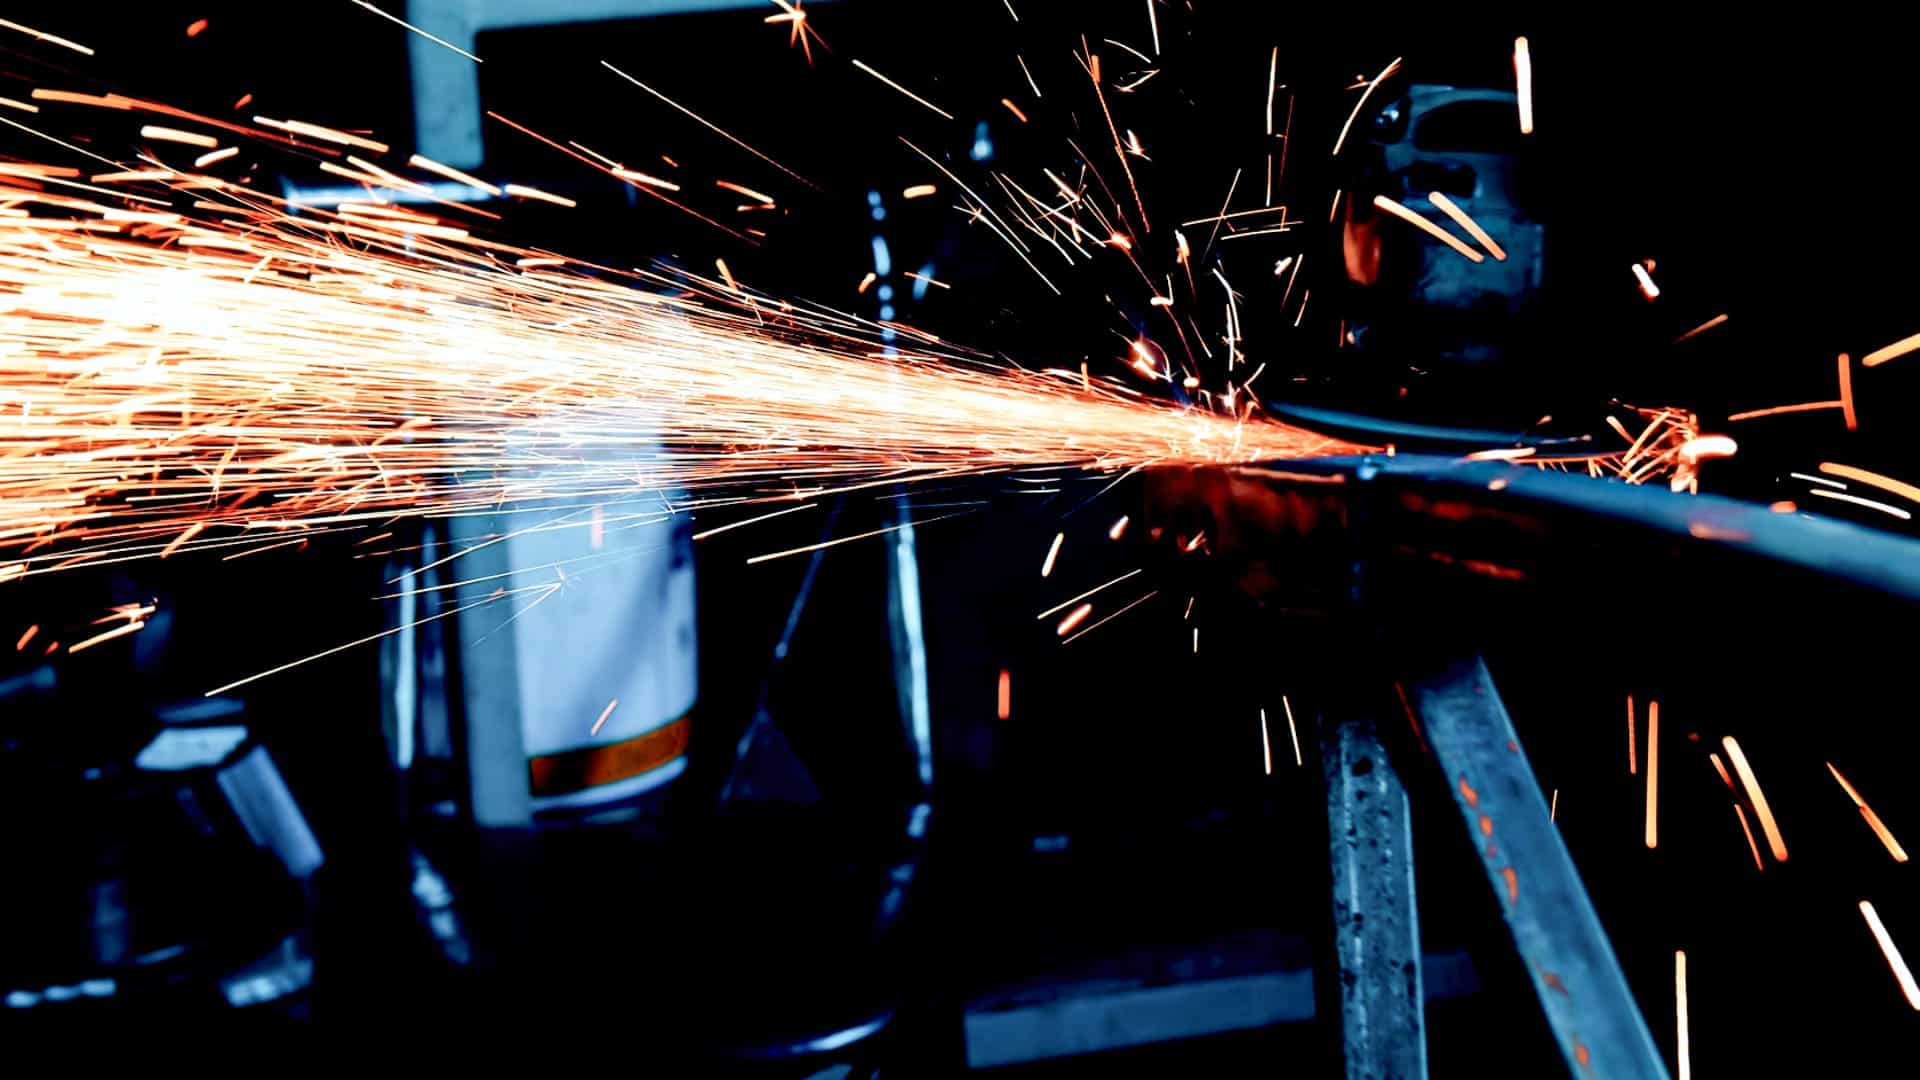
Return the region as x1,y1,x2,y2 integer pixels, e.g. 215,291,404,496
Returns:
1151,451,1920,1079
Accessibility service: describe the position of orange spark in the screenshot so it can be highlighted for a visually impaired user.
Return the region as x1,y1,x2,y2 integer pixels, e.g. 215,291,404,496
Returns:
1838,353,1859,431
1372,195,1484,263
1859,901,1920,1011
1817,462,1920,505
1632,262,1661,300
1722,736,1788,862
1828,762,1909,863
1001,99,1029,123
902,184,937,199
1040,532,1063,577
1862,330,1920,368
1427,192,1507,260
68,619,146,654
194,146,238,168
186,18,210,38
1108,515,1129,541
1709,752,1734,790
856,272,876,293
716,179,775,205
1627,694,1637,775
997,668,1011,720
504,182,575,206
1727,400,1843,422
1673,313,1729,344
409,153,501,196
15,624,37,651
1056,602,1094,636
140,125,219,148
1734,803,1765,872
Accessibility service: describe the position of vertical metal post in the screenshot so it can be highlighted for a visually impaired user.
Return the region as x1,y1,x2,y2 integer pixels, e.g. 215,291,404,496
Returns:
444,511,531,828
1405,655,1668,1080
1321,704,1427,1080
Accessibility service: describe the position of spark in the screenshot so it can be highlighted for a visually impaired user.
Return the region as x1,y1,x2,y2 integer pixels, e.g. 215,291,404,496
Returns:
68,619,147,654
503,182,575,207
1017,54,1042,98
851,59,954,120
905,271,949,290
1722,735,1788,862
1645,700,1659,849
1332,57,1401,157
997,668,1011,719
1260,707,1272,774
856,271,876,293
1266,48,1279,135
763,1,820,66
1862,330,1920,368
194,146,238,168
1061,588,1157,644
1817,462,1920,505
1372,195,1484,263
1859,901,1920,1011
1000,99,1029,123
0,17,94,56
1632,261,1660,300
1550,788,1558,821
1040,531,1063,577
902,184,937,199
1727,400,1843,422
1056,601,1094,636
746,513,969,565
1108,515,1129,540
591,697,618,735
1734,803,1765,871
409,153,501,196
1677,435,1736,463
186,18,210,38
1627,694,1637,775
15,624,38,651
690,502,817,541
1675,951,1691,1080
1514,37,1534,134
1838,353,1859,431
1146,0,1160,54
254,115,388,154
1427,192,1506,260
600,61,818,190
0,96,39,114
1673,313,1728,344
1036,568,1145,620
1809,490,1912,520
348,0,481,63
1709,752,1734,790
140,125,219,149
1828,762,1908,862
1283,695,1302,767
717,179,775,205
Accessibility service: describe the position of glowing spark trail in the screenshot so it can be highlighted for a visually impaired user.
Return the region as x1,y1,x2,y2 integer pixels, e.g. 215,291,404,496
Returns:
1722,736,1788,863
1859,901,1920,1011
0,151,1358,573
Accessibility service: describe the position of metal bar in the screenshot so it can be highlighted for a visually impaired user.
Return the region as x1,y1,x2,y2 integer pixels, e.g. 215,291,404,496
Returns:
1321,701,1427,1080
1405,654,1668,1080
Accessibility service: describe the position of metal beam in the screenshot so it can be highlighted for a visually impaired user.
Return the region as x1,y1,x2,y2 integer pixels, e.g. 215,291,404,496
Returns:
1321,702,1427,1080
1405,654,1667,1080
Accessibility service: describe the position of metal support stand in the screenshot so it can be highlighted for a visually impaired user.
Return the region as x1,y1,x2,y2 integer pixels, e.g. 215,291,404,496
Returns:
1321,702,1427,1080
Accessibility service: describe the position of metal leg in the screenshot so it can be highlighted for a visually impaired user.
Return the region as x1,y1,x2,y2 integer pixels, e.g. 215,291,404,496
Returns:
1321,702,1427,1080
1404,655,1668,1080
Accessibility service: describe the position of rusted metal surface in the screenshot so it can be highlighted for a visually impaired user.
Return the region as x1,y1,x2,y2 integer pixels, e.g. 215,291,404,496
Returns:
1405,654,1667,1080
1321,702,1426,1080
